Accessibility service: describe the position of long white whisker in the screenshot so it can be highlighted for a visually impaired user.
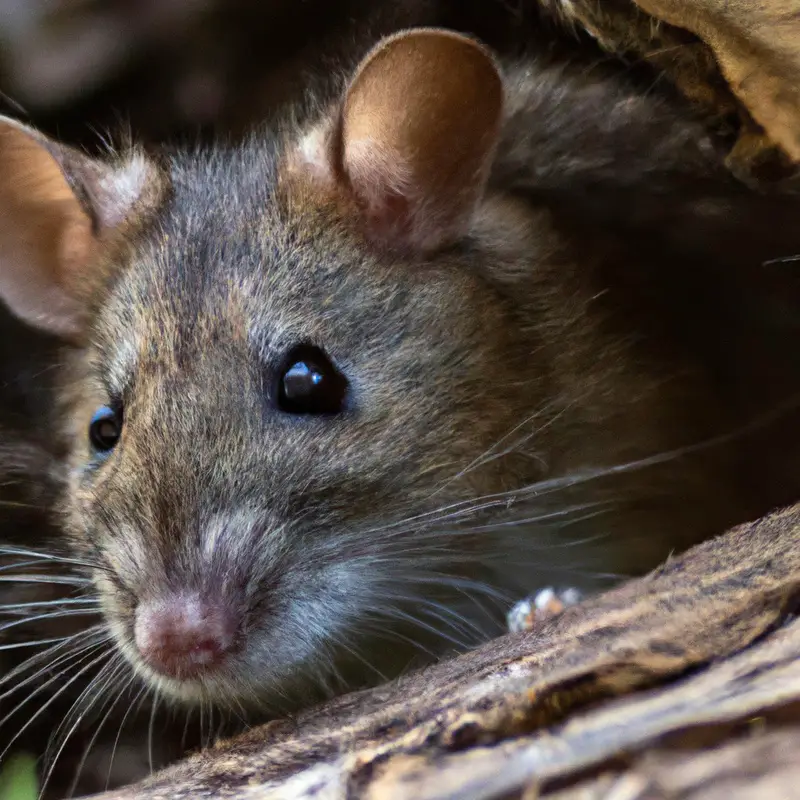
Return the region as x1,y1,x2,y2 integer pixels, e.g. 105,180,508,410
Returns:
413,600,490,641
105,682,148,791
199,697,206,754
0,608,101,635
180,706,193,754
763,253,800,265
0,545,98,571
0,628,108,697
66,669,137,799
356,399,800,544
401,573,515,604
41,657,126,800
0,629,96,685
0,598,99,611
0,500,47,510
148,691,160,774
337,637,389,683
376,607,471,651
0,647,112,767
425,404,559,500
0,575,90,586
357,619,438,659
0,636,70,652
0,560,61,575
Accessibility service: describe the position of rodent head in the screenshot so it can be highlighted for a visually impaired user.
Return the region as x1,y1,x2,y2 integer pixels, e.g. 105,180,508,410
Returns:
0,31,559,706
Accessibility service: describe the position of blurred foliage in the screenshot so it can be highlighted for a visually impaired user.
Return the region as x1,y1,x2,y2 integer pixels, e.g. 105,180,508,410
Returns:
0,753,38,800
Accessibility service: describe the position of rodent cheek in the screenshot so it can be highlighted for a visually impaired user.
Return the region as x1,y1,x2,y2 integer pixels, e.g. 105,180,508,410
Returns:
94,571,138,663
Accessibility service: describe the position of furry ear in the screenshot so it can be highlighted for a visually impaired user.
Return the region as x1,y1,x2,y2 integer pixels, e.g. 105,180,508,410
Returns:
0,117,156,337
330,28,504,253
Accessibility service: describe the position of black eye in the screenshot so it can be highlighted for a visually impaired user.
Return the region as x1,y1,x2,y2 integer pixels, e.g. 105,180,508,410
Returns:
89,405,122,453
277,346,348,415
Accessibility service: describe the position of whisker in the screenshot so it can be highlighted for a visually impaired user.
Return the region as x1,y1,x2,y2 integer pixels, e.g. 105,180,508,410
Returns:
462,501,612,533
230,695,250,729
333,636,389,684
0,608,102,636
413,600,490,642
763,253,800,266
105,682,148,791
66,669,137,799
0,628,109,697
0,598,99,611
0,575,90,586
401,573,515,604
0,500,47,511
374,606,471,651
0,647,113,768
199,697,206,753
0,560,63,575
357,394,800,545
42,657,124,797
180,706,193,754
425,403,559,500
376,580,497,639
0,545,101,572
358,620,438,660
0,636,69,652
10,636,94,677
207,701,215,750
148,691,160,774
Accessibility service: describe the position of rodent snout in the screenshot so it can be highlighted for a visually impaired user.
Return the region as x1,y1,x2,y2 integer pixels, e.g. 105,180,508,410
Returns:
133,593,240,680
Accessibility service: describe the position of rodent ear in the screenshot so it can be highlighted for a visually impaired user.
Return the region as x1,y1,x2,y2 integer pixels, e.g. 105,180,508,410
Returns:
0,116,154,338
332,28,504,253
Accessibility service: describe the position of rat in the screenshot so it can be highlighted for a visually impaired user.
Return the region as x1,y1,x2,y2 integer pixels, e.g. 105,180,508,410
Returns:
0,28,797,713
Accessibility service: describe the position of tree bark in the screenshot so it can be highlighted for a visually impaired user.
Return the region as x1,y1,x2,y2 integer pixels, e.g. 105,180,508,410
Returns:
94,503,800,799
539,0,800,186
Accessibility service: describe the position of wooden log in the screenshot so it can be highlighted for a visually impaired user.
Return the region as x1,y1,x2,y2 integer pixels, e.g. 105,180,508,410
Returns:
92,503,800,799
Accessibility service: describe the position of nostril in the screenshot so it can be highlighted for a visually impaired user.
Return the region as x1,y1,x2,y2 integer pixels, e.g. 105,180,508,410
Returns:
134,594,239,679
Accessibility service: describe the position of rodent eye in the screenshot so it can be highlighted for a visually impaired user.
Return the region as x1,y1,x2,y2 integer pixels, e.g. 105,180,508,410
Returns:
89,405,122,453
277,345,348,415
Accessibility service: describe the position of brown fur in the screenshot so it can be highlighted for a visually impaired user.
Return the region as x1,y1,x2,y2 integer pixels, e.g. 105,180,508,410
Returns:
0,28,799,725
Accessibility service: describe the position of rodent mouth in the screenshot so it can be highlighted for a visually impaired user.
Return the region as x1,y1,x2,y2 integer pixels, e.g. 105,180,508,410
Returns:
137,662,217,704
125,634,237,706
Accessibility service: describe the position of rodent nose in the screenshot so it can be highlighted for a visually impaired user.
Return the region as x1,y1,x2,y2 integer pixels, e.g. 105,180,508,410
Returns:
134,594,238,680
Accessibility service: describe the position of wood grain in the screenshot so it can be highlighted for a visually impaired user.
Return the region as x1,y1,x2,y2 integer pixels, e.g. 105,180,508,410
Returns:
91,503,800,799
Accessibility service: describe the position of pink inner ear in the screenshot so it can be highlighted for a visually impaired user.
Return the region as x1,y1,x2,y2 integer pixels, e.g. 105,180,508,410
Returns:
343,131,483,254
56,208,94,281
344,138,417,243
331,30,504,254
343,131,484,254
0,117,157,337
346,139,414,204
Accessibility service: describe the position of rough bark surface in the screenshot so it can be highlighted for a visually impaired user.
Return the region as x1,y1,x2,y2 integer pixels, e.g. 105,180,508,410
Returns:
539,0,800,186
93,503,800,799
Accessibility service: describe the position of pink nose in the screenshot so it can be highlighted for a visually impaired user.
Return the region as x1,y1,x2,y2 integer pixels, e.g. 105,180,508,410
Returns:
134,594,238,679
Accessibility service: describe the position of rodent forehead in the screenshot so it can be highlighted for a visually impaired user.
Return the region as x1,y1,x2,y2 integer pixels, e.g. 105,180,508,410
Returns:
71,151,534,524
95,195,505,402
83,211,512,444
92,135,519,399
70,229,532,561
